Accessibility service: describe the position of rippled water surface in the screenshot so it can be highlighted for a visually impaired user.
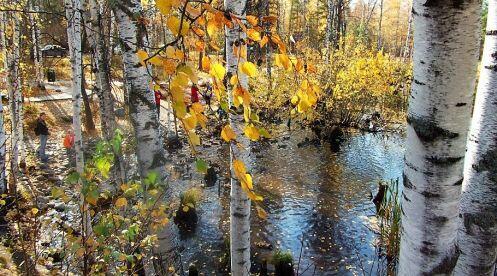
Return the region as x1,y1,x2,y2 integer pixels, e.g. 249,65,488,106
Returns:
162,128,405,275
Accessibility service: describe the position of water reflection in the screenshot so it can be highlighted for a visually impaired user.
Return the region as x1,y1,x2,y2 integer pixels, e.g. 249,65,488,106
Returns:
158,129,405,275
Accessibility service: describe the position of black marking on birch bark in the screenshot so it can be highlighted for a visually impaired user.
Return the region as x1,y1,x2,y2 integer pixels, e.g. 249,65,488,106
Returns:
452,178,463,186
433,215,448,227
403,173,414,189
413,79,426,86
427,245,460,275
150,153,166,170
412,8,419,15
487,30,497,35
484,64,497,72
425,156,463,165
402,191,411,202
455,102,467,107
463,212,497,233
405,161,420,172
421,191,440,198
423,0,464,8
236,246,249,253
420,243,437,256
233,212,246,218
407,115,459,142
472,148,497,174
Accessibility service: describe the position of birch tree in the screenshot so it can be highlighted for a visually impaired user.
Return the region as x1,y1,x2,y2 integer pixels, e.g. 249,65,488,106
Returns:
225,0,252,273
29,0,44,89
452,1,497,274
0,12,7,193
65,0,84,174
7,12,21,192
398,0,481,273
88,0,115,138
112,0,166,182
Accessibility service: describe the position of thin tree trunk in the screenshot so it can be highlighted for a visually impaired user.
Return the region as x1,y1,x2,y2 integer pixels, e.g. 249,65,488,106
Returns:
453,1,497,274
0,12,7,193
402,3,413,61
8,13,22,192
29,0,44,89
377,0,383,50
225,0,251,274
113,1,168,273
65,0,92,247
80,20,96,132
398,0,481,274
326,0,334,60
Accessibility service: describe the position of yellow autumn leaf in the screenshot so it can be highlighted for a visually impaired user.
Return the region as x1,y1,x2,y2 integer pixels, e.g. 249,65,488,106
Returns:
243,173,253,190
207,20,218,37
201,56,210,71
221,125,236,142
210,62,226,80
244,124,260,141
240,61,258,78
191,103,203,114
166,46,176,58
297,96,311,113
256,205,268,219
275,53,291,70
233,159,247,179
246,15,258,26
163,59,177,75
246,189,263,201
183,113,197,130
188,130,201,146
291,95,299,105
115,197,128,208
247,29,261,42
260,36,269,48
178,64,198,84
167,16,190,36
137,49,148,66
31,208,39,215
230,75,239,86
156,0,171,15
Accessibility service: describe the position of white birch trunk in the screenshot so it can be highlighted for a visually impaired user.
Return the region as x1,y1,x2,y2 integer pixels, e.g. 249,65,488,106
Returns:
66,0,92,240
0,97,5,194
89,0,115,139
402,3,413,61
225,0,251,274
398,0,481,274
113,0,166,184
65,0,85,175
113,2,168,273
8,13,21,188
0,12,7,192
12,15,25,168
29,0,43,88
453,1,497,274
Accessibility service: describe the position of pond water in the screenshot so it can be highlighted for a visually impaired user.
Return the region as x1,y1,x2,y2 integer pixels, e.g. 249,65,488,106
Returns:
159,128,405,275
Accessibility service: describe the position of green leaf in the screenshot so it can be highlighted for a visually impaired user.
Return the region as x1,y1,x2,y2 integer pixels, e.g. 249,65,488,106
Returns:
220,101,229,112
144,171,158,186
95,157,111,178
195,158,208,174
66,172,80,184
258,127,271,138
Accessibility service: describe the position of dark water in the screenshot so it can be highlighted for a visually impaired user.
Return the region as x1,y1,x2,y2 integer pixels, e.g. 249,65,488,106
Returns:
162,128,405,275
